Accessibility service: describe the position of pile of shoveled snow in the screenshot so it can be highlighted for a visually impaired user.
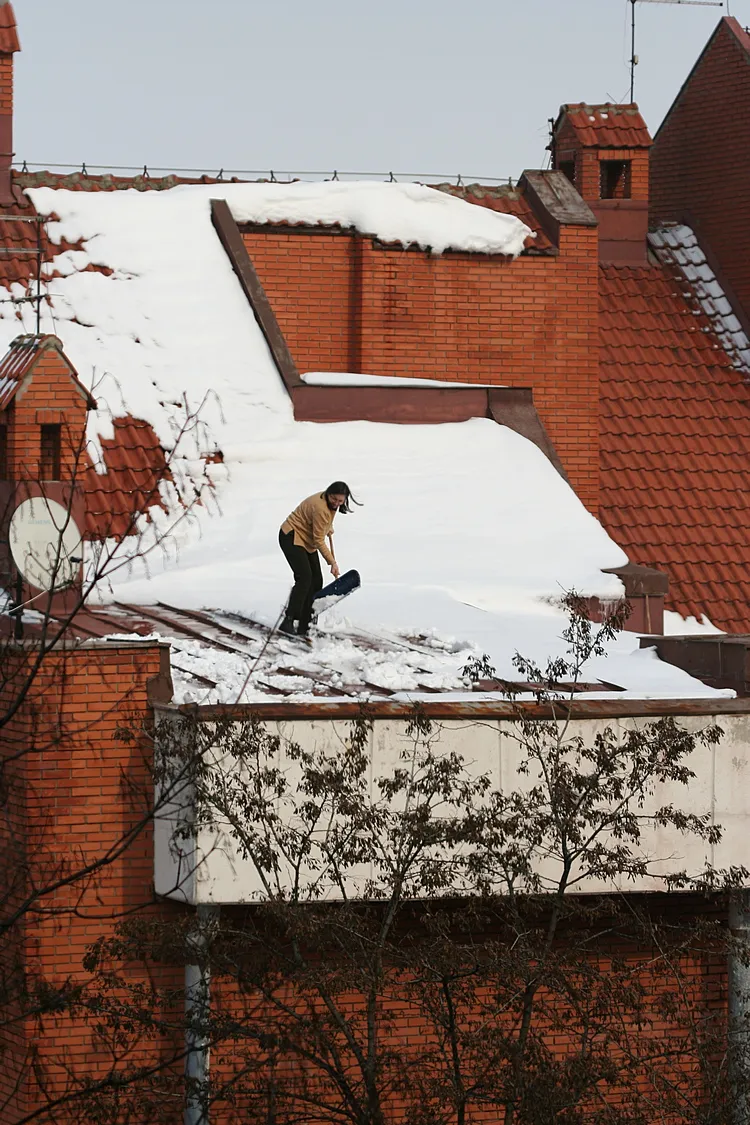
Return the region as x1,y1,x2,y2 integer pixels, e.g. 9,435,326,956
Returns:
0,181,730,701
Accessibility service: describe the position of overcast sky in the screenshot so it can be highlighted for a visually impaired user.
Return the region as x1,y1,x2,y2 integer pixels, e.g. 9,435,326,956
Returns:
11,0,740,182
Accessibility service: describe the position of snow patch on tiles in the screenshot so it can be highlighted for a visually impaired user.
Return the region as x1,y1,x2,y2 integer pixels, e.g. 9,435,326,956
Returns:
302,371,501,388
0,183,726,700
223,180,533,256
650,225,750,373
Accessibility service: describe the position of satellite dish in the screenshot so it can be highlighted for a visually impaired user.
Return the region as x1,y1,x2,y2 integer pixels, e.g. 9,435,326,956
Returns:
9,496,83,593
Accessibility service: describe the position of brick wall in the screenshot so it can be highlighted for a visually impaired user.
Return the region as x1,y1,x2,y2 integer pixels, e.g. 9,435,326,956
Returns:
0,639,733,1121
7,350,88,482
0,55,13,115
650,18,750,320
204,915,727,1124
243,226,602,511
0,641,185,1121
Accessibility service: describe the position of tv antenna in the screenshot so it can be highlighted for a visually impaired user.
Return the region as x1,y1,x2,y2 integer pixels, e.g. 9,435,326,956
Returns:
629,0,724,103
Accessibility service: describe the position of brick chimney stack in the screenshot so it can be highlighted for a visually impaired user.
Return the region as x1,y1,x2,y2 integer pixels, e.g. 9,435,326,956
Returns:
0,1,19,204
549,103,652,266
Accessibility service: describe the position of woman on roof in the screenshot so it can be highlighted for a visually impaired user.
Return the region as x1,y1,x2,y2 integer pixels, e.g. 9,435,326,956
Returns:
278,481,360,638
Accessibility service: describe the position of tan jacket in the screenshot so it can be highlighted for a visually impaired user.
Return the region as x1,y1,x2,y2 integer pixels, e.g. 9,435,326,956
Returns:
281,492,336,566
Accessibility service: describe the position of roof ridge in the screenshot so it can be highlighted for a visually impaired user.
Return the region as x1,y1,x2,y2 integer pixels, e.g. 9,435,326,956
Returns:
653,17,746,145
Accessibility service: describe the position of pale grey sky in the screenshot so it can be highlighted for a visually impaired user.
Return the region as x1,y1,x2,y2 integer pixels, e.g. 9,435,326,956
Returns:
11,0,740,182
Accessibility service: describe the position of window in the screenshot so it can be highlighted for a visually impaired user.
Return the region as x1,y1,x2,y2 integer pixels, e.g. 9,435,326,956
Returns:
558,160,576,187
0,424,7,479
40,423,61,480
600,160,631,200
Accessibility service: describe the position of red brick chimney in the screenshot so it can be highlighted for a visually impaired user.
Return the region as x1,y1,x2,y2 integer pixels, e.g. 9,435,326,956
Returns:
549,103,652,265
0,1,19,204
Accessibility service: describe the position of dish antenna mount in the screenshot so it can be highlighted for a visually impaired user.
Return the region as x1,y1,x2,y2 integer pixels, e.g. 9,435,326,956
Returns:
629,0,724,103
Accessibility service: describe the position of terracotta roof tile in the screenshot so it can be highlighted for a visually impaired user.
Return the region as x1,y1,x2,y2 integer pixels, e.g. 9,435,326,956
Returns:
0,333,96,410
0,3,20,54
0,332,39,408
13,169,237,194
558,103,652,148
84,416,171,540
599,233,750,631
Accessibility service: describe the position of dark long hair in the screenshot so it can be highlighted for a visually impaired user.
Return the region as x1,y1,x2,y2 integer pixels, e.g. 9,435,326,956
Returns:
325,481,362,515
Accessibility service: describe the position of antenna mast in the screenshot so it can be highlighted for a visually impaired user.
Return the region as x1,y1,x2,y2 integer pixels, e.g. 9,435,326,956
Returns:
629,0,724,103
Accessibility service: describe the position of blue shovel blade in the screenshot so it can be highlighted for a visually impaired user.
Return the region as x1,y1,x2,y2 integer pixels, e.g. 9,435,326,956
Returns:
312,569,361,604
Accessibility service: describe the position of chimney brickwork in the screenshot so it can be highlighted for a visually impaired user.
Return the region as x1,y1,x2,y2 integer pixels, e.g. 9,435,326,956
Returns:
551,104,652,266
0,2,18,203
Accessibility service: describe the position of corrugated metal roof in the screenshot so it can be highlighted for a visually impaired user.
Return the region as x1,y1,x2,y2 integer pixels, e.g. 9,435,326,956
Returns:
31,600,629,704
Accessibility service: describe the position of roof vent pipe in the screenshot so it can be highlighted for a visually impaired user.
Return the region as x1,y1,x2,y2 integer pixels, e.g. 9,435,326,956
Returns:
185,905,219,1125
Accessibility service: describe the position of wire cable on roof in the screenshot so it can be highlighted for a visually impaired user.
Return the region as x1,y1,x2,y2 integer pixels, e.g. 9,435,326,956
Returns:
13,161,517,185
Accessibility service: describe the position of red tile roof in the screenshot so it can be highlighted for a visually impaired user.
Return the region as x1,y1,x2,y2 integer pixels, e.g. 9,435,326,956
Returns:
557,104,652,148
599,244,750,631
0,333,96,410
0,188,46,288
0,331,37,408
0,3,20,54
0,183,115,301
13,168,750,632
12,170,548,252
84,416,171,540
13,170,244,193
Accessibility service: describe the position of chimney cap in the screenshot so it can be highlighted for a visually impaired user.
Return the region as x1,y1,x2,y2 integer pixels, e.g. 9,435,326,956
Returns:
551,103,652,150
0,2,20,54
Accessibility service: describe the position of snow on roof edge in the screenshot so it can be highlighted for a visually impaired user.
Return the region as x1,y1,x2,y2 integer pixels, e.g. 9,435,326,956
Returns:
222,180,533,257
650,224,750,373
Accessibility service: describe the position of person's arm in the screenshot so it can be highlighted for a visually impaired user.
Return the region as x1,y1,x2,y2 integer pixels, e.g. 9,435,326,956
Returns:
327,533,340,577
311,508,337,571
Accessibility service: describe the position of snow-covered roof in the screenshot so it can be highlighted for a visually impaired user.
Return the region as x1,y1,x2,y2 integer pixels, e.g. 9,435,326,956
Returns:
0,182,733,704
220,181,533,256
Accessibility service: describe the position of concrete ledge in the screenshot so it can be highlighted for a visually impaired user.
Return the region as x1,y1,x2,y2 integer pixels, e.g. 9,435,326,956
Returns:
520,169,598,248
291,384,491,424
161,696,750,722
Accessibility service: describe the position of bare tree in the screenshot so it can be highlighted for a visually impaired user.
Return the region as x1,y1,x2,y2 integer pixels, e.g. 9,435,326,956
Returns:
84,596,747,1125
0,381,223,1123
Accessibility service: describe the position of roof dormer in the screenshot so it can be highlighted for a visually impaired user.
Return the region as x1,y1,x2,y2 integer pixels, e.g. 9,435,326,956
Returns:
0,334,95,483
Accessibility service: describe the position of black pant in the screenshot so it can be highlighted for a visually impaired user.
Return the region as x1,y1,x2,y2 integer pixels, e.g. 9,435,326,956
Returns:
279,529,323,631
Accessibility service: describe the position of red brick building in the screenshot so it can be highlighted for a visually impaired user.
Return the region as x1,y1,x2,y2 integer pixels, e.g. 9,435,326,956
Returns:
3,5,750,1122
650,17,750,326
0,18,748,627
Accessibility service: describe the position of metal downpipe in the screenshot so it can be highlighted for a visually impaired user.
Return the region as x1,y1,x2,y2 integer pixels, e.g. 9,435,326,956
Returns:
185,904,219,1125
729,889,750,1125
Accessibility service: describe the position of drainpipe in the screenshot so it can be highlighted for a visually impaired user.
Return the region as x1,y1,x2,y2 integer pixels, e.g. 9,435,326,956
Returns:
729,889,750,1125
185,904,219,1125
